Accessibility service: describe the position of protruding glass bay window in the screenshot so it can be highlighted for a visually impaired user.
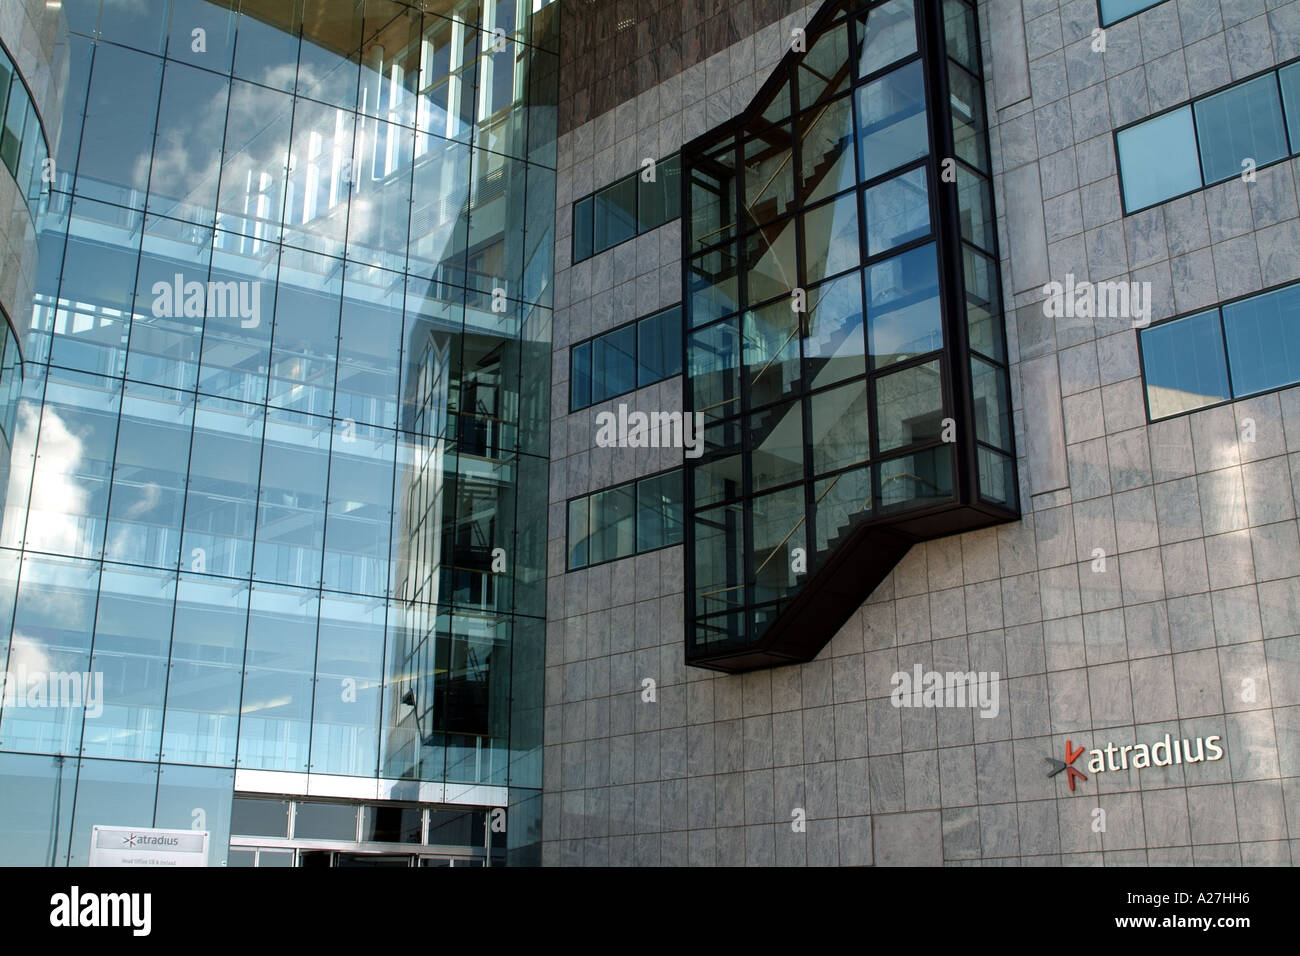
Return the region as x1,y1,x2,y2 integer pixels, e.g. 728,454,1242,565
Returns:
682,0,1019,672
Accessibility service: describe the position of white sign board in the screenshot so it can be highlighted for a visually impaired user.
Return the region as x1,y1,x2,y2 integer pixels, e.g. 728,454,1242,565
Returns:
88,826,209,868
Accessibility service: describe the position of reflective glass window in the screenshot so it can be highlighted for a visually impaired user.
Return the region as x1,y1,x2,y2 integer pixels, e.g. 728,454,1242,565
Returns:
639,155,682,232
638,306,683,386
1139,309,1230,419
254,408,331,588
74,43,163,207
164,576,248,767
858,0,917,77
82,565,175,762
875,359,945,452
148,61,230,227
798,95,857,205
745,297,802,408
1222,283,1300,398
1116,106,1201,211
804,272,866,389
749,400,804,492
802,191,860,283
971,355,1012,451
238,585,319,772
182,396,264,579
268,249,343,416
323,421,395,596
637,471,685,551
66,759,158,867
864,166,930,256
591,323,636,403
1100,0,1168,25
948,63,988,172
810,381,870,475
1281,63,1300,147
1194,74,1289,185
311,595,385,777
866,242,942,367
104,383,193,569
856,60,928,181
592,176,637,250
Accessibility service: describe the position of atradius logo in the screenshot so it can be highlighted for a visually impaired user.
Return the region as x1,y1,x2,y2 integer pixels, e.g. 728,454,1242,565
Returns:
1047,733,1224,791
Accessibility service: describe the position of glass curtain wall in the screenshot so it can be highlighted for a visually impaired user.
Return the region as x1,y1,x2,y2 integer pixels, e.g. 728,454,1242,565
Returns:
0,0,557,866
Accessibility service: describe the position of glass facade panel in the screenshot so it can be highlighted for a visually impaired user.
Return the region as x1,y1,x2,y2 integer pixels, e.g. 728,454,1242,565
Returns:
856,61,928,182
864,166,929,256
0,0,557,864
1139,309,1231,419
866,242,942,367
1116,106,1202,211
1195,74,1290,185
1222,284,1300,397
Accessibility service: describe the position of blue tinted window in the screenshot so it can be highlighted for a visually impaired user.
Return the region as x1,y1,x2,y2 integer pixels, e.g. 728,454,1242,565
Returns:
1195,75,1289,184
1099,0,1165,24
570,340,592,409
567,470,685,570
638,306,683,385
866,242,942,367
591,324,637,403
573,195,594,262
1116,106,1201,211
856,59,928,181
1222,283,1300,398
592,176,637,250
1140,309,1230,419
1278,62,1300,151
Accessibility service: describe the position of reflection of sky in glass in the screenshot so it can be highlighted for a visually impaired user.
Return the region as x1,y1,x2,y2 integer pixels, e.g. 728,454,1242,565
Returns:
1117,107,1201,211
1140,309,1230,420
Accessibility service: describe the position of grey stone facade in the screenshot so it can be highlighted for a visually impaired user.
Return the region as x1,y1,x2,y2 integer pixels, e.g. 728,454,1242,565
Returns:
543,0,1300,865
0,0,67,351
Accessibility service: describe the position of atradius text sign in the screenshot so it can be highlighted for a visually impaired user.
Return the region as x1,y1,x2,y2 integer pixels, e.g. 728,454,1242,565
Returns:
88,825,209,867
1048,733,1224,791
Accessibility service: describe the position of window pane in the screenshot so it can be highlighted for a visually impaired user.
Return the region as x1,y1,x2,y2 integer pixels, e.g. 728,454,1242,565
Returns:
1117,107,1201,211
963,246,1003,361
866,242,942,367
590,483,636,564
567,496,589,570
864,166,929,256
748,400,804,492
693,502,744,618
742,125,796,229
798,21,850,109
688,318,741,422
875,359,944,452
751,486,806,606
592,324,636,402
238,585,319,772
804,272,866,389
573,195,594,261
1139,309,1230,419
802,191,860,283
1222,284,1300,397
971,355,1012,451
858,0,916,77
814,465,871,558
943,0,978,73
955,163,994,252
148,61,230,226
745,297,801,408
592,176,637,251
798,95,856,204
637,306,682,385
570,340,593,409
1281,63,1300,150
810,381,870,475
856,60,928,181
75,44,163,207
1099,0,1166,25
637,471,684,551
978,447,1016,506
689,246,740,327
638,154,681,231
743,217,798,302
1195,74,1289,185
948,63,988,172
880,445,952,508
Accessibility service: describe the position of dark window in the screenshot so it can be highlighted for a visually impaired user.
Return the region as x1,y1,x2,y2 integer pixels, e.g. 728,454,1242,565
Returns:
568,469,685,570
572,153,683,262
570,306,683,410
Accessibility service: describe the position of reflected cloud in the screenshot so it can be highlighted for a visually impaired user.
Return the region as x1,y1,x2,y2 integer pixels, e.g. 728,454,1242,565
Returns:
24,405,90,557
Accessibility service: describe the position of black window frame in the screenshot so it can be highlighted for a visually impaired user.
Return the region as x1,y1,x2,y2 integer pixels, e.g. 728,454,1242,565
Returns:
569,304,684,411
564,466,686,572
570,153,682,264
